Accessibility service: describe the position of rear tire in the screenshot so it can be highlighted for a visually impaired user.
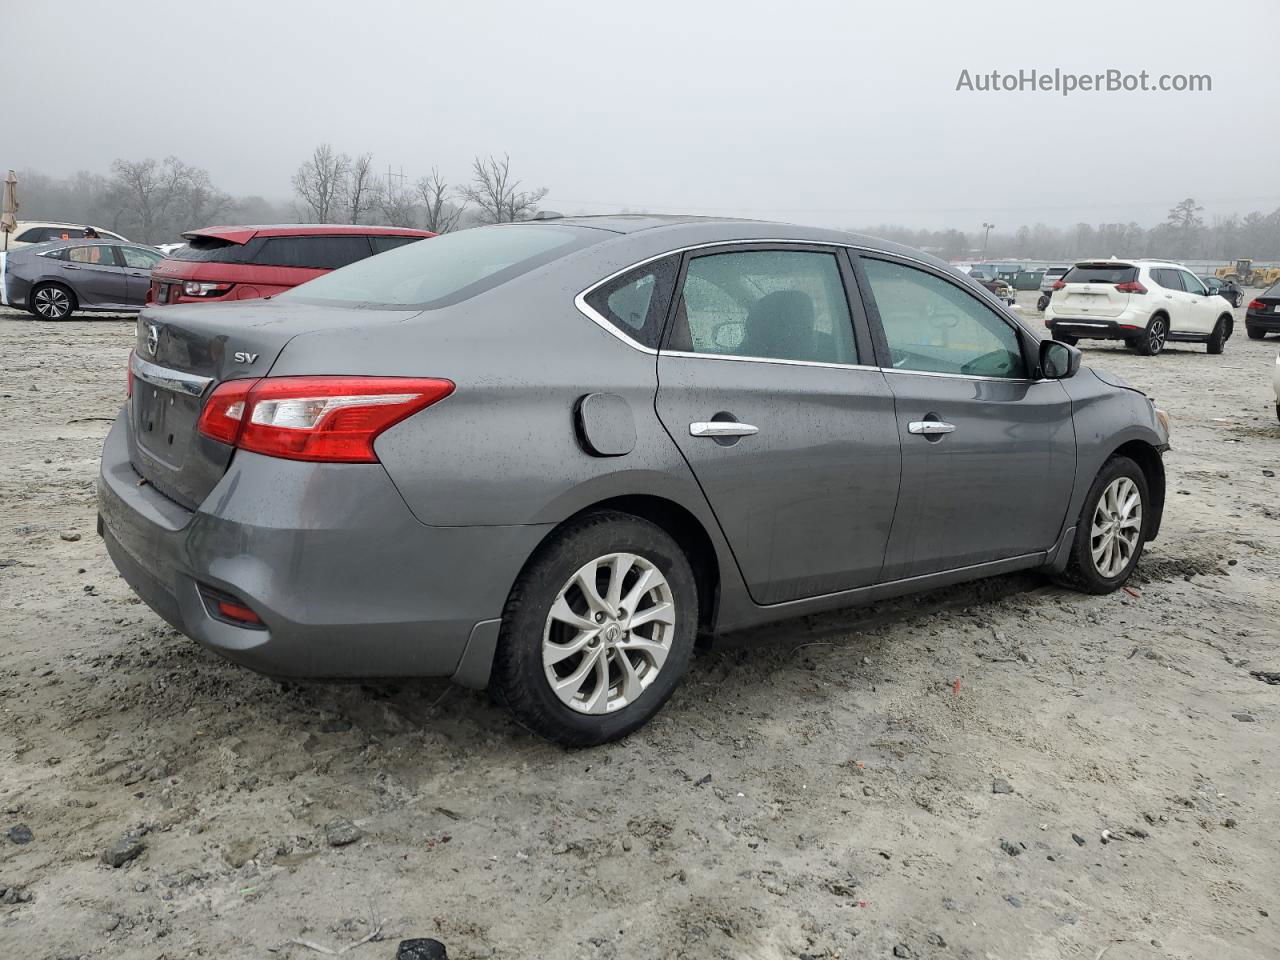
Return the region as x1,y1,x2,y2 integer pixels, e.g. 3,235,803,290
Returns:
1135,315,1167,356
491,510,698,746
1206,316,1231,354
1056,456,1150,594
1037,294,1050,312
1051,332,1078,346
1247,325,1266,340
29,283,76,320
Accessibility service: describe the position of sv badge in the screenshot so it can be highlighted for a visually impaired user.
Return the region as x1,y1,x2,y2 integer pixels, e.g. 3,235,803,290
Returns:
233,351,259,364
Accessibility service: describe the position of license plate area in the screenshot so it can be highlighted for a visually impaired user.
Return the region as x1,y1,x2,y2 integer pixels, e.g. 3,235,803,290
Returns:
134,384,201,468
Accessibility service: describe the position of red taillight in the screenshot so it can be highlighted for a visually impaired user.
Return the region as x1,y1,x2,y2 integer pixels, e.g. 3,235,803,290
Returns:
127,349,135,398
196,378,257,446
197,376,454,463
1052,280,1066,290
1115,281,1147,294
1248,299,1266,311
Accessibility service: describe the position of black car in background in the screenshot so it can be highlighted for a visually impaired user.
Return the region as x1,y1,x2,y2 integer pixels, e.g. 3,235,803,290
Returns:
0,239,165,319
1245,282,1280,339
1200,275,1243,308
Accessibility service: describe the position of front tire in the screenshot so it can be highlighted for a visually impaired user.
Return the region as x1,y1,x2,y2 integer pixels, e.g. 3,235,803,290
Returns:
1206,316,1231,354
1057,456,1149,594
29,283,76,320
1135,315,1167,356
491,511,698,746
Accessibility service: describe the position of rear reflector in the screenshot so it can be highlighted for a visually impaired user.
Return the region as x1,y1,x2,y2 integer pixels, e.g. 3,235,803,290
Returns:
199,585,265,628
127,349,135,398
197,376,455,463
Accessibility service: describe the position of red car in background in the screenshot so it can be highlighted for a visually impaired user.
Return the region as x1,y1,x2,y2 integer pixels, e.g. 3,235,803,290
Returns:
148,224,435,305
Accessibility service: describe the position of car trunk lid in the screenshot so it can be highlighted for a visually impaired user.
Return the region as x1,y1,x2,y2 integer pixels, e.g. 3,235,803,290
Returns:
1057,262,1138,318
127,299,421,509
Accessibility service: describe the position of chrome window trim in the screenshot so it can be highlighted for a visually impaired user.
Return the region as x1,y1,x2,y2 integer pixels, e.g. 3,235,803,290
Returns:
574,237,1034,358
130,352,213,398
881,366,1040,385
662,350,880,373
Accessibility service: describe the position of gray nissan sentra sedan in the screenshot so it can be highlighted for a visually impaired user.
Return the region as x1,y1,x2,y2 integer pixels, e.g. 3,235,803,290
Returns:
98,216,1169,745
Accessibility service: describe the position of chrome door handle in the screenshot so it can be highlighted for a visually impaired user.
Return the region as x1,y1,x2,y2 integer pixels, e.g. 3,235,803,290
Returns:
690,421,758,438
908,420,956,436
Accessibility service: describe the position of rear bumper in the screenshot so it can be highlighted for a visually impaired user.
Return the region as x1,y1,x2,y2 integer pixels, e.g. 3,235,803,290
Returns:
97,412,550,684
1044,317,1144,340
1245,311,1280,333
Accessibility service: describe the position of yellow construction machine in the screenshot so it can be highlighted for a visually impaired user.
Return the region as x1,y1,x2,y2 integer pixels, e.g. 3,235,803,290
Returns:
1216,258,1280,287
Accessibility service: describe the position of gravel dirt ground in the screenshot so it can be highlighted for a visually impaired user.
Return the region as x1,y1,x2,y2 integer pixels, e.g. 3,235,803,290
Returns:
0,293,1277,960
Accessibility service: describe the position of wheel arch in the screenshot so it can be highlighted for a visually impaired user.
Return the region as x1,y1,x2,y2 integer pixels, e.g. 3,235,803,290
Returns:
1108,439,1166,541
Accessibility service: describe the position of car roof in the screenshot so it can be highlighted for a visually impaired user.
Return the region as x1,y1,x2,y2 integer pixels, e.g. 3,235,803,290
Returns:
15,220,117,231
9,238,152,256
501,215,954,269
184,224,437,244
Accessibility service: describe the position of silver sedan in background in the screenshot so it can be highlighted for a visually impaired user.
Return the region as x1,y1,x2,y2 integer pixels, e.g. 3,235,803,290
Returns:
98,216,1169,745
1,239,165,319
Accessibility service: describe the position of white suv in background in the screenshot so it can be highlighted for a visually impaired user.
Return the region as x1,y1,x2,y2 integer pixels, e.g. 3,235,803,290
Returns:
4,221,129,251
1043,259,1235,356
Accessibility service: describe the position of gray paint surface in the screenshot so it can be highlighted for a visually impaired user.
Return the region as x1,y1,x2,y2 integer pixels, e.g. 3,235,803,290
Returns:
99,217,1168,686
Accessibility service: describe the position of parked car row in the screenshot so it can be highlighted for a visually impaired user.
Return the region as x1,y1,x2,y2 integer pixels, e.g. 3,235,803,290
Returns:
2,224,434,318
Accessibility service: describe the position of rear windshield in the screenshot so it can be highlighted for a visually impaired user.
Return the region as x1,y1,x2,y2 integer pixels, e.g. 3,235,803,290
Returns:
1045,267,1068,276
1264,281,1280,298
281,224,600,309
1062,264,1138,284
169,236,252,263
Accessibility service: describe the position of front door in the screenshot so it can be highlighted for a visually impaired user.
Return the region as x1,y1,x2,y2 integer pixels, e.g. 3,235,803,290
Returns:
856,255,1076,579
1175,270,1220,334
655,246,902,605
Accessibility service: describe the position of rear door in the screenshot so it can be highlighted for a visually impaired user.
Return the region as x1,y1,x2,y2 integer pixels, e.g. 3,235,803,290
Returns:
655,245,902,605
855,254,1075,578
64,243,130,307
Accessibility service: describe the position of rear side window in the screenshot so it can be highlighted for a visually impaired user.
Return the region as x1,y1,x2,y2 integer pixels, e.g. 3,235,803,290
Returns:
371,235,424,254
1150,268,1180,290
281,224,600,309
582,257,679,349
255,236,373,270
1062,264,1138,285
667,249,858,364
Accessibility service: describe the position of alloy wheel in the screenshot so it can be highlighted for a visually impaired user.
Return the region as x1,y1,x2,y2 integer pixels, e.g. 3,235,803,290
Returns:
1090,476,1143,578
542,552,675,715
1147,318,1166,354
34,287,71,319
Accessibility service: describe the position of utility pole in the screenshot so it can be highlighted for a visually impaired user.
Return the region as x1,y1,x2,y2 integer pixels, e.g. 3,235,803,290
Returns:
981,222,995,259
386,164,406,195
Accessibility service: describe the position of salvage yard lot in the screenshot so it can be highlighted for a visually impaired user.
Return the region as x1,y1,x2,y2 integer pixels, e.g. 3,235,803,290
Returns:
1,297,1277,960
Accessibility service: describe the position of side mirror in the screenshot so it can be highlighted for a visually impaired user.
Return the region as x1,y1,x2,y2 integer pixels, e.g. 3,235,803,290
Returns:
1040,339,1081,380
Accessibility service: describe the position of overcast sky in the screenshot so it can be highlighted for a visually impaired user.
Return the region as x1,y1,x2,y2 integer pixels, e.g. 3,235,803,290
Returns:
11,0,1280,230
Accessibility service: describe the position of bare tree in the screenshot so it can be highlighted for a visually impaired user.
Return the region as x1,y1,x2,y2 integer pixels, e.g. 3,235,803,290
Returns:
108,158,175,243
345,153,380,225
107,156,224,243
378,177,417,228
461,154,547,224
291,144,349,223
416,169,465,233
178,164,230,230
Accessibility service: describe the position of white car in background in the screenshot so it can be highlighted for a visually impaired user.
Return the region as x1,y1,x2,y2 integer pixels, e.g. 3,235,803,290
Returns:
1044,259,1235,356
4,221,129,250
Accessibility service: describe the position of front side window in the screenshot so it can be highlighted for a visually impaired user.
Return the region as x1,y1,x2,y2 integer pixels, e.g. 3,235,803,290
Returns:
371,235,424,254
862,257,1027,379
120,246,163,269
1178,271,1206,295
67,244,116,266
667,250,857,364
282,224,601,309
583,257,679,349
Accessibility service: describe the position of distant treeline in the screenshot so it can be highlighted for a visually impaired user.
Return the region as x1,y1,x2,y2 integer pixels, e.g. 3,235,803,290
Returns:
856,199,1280,263
14,160,1280,262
